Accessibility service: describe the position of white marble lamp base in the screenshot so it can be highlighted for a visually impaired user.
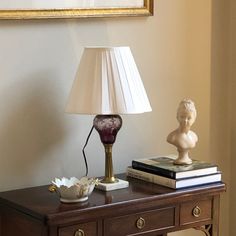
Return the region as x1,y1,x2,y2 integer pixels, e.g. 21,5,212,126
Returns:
95,179,129,191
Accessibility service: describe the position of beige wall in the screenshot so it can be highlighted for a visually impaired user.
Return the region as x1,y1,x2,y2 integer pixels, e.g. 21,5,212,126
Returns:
211,0,236,235
0,0,230,235
211,1,231,236
229,0,236,235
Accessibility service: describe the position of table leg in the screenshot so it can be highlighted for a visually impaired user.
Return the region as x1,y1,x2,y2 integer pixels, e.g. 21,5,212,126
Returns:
194,194,220,236
195,225,211,236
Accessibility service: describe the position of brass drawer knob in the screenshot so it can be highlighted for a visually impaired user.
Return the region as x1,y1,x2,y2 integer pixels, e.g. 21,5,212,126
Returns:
136,217,146,229
192,206,201,218
75,229,85,236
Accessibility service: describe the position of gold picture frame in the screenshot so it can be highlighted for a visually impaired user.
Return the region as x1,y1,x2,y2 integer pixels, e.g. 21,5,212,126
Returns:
0,0,153,20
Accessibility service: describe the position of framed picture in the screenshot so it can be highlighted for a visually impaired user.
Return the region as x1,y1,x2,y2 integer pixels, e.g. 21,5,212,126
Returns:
0,0,153,20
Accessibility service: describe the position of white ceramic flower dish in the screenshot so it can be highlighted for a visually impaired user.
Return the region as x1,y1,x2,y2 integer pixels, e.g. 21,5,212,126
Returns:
51,177,97,203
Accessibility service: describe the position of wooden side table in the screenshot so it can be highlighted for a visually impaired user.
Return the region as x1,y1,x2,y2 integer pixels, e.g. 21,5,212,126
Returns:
0,174,226,236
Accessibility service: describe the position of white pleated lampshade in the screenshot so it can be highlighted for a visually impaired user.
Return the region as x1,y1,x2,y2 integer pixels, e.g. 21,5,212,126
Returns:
65,47,152,115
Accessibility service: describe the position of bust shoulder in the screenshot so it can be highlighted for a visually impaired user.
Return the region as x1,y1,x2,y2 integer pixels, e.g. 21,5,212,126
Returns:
167,129,178,144
189,130,198,142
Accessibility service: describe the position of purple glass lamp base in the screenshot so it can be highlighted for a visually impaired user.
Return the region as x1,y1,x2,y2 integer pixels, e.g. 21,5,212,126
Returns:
93,115,122,183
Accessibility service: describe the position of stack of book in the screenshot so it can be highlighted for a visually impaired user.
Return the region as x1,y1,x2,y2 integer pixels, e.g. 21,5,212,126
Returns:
126,155,222,189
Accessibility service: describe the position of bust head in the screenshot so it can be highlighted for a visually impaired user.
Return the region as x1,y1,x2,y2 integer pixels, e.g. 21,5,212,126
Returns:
176,99,196,130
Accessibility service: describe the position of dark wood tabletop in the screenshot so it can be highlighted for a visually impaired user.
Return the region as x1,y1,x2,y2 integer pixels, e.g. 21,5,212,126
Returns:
0,174,226,222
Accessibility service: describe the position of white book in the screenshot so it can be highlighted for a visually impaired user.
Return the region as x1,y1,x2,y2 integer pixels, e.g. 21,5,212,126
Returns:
126,166,222,189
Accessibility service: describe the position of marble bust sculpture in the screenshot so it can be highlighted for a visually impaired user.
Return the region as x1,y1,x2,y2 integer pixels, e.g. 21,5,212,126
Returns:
167,99,198,165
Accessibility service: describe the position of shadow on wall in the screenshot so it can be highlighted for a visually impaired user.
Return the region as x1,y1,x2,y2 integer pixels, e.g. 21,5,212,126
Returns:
0,70,67,190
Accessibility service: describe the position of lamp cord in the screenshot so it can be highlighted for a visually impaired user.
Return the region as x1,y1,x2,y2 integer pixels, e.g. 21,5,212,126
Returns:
82,125,94,176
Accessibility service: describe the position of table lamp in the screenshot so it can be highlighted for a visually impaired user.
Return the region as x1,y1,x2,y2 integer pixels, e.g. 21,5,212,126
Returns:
66,46,152,191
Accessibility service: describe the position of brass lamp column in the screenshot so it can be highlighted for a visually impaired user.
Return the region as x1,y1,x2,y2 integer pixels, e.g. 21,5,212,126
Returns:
93,114,122,183
103,144,116,183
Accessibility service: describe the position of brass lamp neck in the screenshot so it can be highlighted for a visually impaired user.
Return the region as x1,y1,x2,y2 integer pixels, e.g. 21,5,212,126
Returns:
101,144,117,183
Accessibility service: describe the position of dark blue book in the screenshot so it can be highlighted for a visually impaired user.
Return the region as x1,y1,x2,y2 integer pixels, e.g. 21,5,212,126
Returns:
132,155,218,179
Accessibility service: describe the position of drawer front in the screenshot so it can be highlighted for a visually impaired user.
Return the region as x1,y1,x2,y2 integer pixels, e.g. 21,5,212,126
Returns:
59,222,97,236
104,207,175,236
180,199,212,226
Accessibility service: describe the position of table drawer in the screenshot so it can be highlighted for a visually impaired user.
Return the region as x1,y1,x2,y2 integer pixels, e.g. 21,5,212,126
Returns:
104,207,175,236
180,199,212,226
59,221,97,236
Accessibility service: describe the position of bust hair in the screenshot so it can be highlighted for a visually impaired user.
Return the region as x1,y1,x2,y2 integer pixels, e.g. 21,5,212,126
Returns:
177,99,197,119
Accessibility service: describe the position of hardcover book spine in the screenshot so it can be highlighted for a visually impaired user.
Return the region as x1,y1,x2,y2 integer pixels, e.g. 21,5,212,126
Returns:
127,167,176,189
132,160,176,179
